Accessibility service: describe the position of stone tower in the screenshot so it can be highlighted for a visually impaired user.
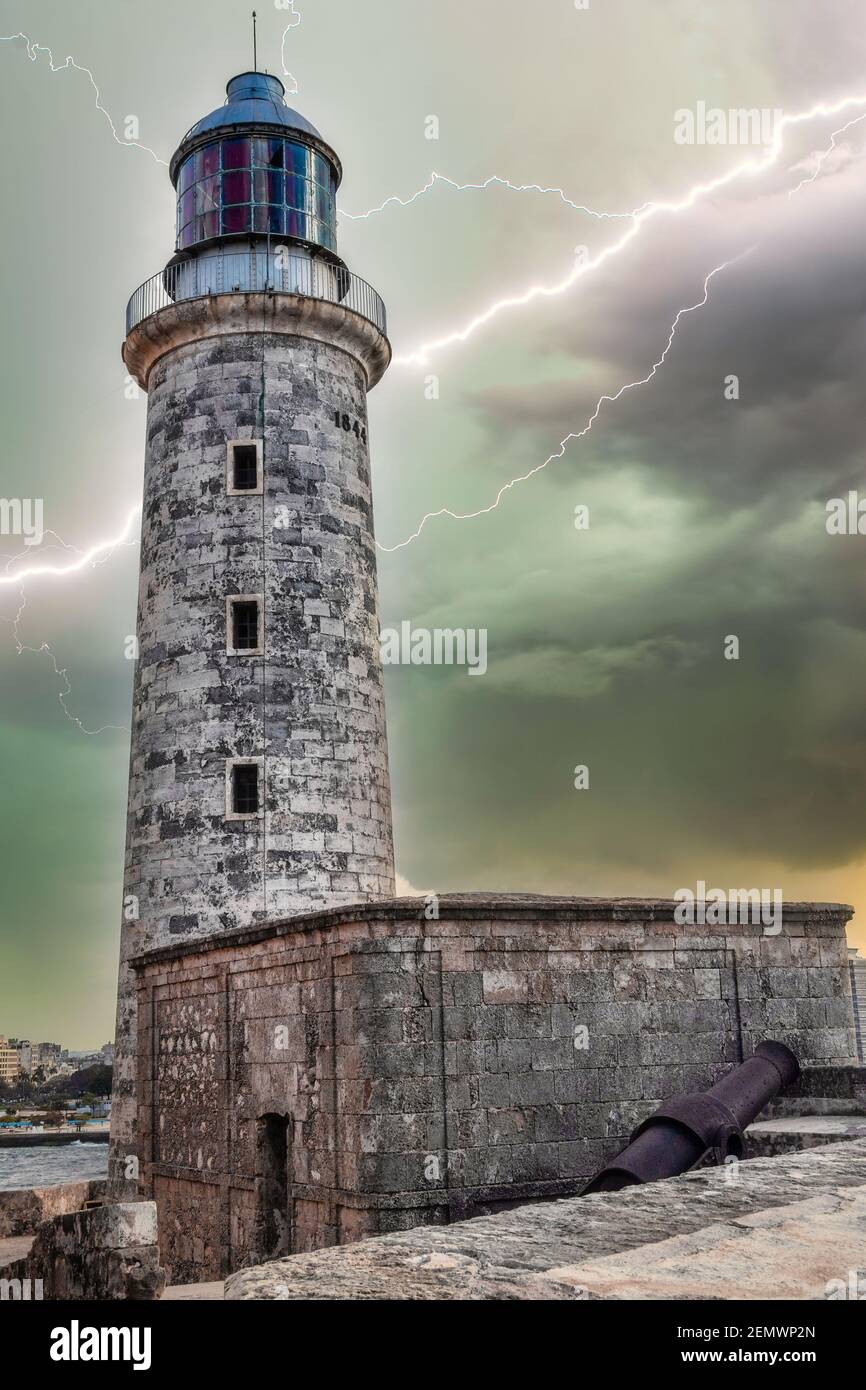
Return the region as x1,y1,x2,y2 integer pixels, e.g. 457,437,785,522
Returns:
110,71,394,1186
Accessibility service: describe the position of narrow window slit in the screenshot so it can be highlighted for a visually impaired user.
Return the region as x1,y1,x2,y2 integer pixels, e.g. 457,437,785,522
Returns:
233,599,259,650
232,443,259,490
232,763,259,815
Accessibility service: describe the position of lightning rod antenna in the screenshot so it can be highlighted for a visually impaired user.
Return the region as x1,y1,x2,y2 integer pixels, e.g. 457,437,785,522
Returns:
252,11,258,71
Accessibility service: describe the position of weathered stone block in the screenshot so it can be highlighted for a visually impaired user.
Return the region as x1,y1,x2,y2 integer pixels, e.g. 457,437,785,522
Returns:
5,1202,164,1301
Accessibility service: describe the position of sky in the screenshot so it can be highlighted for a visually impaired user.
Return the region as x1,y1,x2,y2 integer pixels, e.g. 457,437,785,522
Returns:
1,0,866,1047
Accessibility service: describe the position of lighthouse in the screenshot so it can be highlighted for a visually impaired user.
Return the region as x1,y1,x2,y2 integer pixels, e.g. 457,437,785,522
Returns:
110,70,395,1186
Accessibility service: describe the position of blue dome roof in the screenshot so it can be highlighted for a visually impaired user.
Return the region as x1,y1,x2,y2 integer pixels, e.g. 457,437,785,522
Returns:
188,72,322,141
171,73,337,183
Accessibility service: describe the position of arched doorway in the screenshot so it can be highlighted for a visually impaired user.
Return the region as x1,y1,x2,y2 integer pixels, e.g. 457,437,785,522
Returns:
254,1112,292,1261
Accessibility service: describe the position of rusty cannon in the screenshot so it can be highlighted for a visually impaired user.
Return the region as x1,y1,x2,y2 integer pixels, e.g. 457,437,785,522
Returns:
582,1040,800,1194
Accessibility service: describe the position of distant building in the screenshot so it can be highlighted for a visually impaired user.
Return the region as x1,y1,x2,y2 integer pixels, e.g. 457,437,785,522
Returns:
31,1042,62,1078
100,1043,115,1066
15,1040,32,1074
66,1051,101,1069
0,1038,21,1085
849,948,866,1063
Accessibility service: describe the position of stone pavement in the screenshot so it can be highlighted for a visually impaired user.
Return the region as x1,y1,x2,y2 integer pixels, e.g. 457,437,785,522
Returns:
163,1280,224,1300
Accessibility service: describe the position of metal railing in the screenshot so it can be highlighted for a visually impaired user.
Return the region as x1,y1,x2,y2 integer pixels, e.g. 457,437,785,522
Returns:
125,248,387,337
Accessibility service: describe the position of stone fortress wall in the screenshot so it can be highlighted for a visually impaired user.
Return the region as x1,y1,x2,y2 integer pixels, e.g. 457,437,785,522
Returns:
131,894,857,1283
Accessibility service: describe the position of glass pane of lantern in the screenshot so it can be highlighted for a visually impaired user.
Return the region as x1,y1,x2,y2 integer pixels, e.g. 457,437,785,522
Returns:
286,209,309,240
252,137,283,168
284,175,306,211
284,142,308,176
201,143,221,178
195,176,220,213
222,171,251,205
178,157,195,193
223,138,250,170
311,153,331,189
179,222,196,249
252,204,284,233
199,211,219,240
222,204,250,234
254,170,284,204
179,190,194,226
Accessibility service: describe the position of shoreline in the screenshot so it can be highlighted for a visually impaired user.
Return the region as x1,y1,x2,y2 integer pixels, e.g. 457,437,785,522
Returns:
0,1131,109,1148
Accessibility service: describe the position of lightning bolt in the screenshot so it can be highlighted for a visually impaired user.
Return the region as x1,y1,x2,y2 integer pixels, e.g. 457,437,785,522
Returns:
0,33,168,165
786,110,866,197
377,257,745,553
1,528,136,734
0,505,142,588
10,616,130,736
339,171,634,223
391,91,866,367
279,2,302,93
2,13,304,157
380,108,861,551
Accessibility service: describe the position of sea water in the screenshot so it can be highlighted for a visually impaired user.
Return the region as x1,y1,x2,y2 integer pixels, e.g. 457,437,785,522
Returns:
0,1143,108,1190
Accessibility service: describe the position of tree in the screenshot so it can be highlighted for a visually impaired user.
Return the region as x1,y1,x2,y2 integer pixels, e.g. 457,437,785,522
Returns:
36,1064,112,1101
